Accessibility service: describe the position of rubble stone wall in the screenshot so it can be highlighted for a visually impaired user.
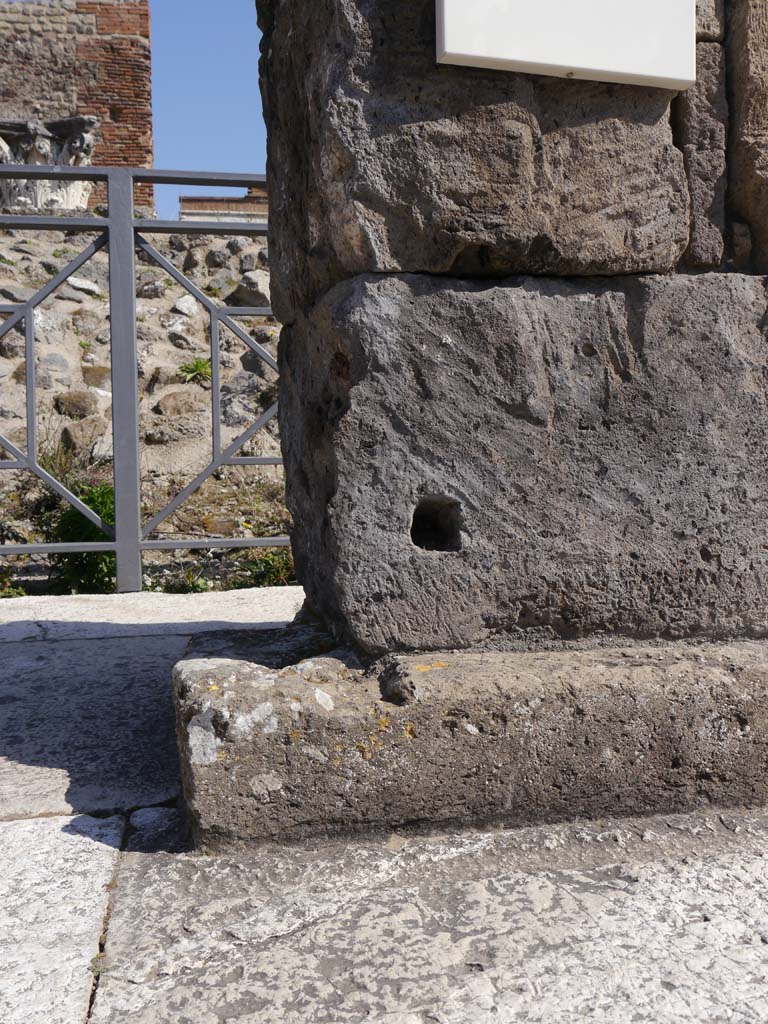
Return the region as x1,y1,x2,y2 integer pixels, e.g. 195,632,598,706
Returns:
0,0,153,204
258,0,768,653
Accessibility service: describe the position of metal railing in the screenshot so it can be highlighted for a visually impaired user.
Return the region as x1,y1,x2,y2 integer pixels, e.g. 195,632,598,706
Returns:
0,165,288,592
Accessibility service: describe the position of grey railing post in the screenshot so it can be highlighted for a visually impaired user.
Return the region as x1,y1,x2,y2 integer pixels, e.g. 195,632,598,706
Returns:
107,169,143,593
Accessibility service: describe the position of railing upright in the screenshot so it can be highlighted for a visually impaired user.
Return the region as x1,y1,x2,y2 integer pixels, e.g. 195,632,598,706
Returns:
107,169,143,592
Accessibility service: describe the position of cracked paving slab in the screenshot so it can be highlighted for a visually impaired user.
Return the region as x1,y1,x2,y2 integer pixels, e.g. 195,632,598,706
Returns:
0,814,123,1024
0,636,185,819
91,809,768,1023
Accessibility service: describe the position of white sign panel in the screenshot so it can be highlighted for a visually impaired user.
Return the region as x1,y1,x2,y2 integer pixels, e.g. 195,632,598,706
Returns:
436,0,696,91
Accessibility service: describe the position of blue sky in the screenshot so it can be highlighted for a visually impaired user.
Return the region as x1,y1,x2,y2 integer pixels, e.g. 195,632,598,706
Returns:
150,0,266,219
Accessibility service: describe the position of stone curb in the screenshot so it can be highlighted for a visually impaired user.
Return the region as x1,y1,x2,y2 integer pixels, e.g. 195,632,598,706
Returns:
173,632,768,850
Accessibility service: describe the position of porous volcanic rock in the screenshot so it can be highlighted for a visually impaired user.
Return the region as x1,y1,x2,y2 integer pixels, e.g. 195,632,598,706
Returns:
257,0,689,322
280,271,768,653
698,0,725,40
675,43,728,268
174,633,768,848
728,0,768,270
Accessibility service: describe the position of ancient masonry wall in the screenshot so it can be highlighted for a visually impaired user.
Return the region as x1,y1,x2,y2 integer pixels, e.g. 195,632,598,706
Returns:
0,0,153,204
258,0,768,654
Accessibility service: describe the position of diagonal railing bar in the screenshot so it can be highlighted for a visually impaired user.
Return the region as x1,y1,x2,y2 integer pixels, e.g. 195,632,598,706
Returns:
135,234,219,314
0,234,108,341
217,316,279,373
142,402,279,538
0,435,115,537
0,430,24,459
136,235,279,372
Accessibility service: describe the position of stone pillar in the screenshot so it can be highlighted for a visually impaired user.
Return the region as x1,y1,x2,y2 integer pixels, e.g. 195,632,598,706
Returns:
259,0,767,655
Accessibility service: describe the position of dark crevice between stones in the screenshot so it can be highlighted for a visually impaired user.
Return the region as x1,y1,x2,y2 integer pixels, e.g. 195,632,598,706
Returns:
86,814,128,1022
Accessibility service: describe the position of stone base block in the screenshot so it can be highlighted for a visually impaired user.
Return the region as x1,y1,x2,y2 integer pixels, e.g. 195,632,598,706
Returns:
174,629,768,850
281,271,768,654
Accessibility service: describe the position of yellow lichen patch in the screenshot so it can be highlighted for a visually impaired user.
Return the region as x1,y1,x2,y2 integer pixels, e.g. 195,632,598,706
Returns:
414,662,450,673
404,722,417,740
414,666,433,673
217,749,228,760
208,684,220,692
378,716,391,732
335,742,345,752
288,729,302,744
432,661,450,669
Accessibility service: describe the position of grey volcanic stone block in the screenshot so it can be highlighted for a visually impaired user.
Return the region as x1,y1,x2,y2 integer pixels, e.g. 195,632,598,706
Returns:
728,0,768,270
675,43,727,268
257,0,688,322
280,271,768,654
698,0,725,41
174,636,768,848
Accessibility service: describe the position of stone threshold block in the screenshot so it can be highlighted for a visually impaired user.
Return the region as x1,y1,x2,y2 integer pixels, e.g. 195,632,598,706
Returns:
281,271,768,654
174,631,768,850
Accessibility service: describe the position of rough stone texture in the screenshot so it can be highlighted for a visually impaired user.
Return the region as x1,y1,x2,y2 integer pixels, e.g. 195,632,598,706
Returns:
0,814,122,1024
90,808,768,1023
282,271,768,653
698,0,725,41
675,43,728,267
728,0,768,271
257,0,688,323
174,632,768,848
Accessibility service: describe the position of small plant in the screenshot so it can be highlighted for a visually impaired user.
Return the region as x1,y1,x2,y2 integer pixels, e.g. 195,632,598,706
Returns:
227,548,296,589
49,483,116,593
161,564,214,594
0,568,25,599
0,255,16,267
78,338,92,354
51,248,72,260
178,356,212,384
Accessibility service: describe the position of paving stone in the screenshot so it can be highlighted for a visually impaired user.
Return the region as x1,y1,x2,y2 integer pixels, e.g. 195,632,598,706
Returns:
0,586,305,643
0,814,122,1024
90,809,768,1023
0,635,185,819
